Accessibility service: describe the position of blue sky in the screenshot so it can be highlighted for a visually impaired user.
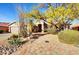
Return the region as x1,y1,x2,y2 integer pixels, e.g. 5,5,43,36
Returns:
0,3,61,23
0,3,17,23
0,3,79,24
0,3,40,23
71,19,79,24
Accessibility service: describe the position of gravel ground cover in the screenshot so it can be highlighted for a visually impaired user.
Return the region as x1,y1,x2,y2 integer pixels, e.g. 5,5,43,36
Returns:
12,34,79,55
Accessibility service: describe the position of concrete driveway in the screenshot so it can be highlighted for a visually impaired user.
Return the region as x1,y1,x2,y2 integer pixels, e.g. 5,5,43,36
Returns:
0,33,12,40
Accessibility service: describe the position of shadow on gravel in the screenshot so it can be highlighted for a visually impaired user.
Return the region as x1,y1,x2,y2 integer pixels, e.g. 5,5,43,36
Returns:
31,33,46,39
29,33,47,43
21,40,29,44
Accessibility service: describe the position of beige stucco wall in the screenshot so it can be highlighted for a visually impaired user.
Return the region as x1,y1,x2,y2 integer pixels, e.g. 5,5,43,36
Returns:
9,22,19,35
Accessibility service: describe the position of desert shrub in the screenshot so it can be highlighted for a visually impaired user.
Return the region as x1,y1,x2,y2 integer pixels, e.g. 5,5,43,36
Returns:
58,30,79,45
8,38,22,46
11,34,18,38
8,34,22,46
0,30,4,33
47,27,58,34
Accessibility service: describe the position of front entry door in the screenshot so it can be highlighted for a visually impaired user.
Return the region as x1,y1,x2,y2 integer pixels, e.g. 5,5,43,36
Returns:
38,24,42,32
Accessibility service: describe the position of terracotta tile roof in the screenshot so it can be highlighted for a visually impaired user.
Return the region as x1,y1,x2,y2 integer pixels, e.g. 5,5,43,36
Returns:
0,22,9,27
71,24,79,28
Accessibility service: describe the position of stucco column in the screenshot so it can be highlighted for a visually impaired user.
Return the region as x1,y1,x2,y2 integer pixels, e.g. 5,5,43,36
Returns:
41,20,44,33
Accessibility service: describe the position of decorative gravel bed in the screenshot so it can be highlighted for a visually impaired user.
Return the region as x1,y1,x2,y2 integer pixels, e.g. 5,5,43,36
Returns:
0,45,22,55
12,34,79,55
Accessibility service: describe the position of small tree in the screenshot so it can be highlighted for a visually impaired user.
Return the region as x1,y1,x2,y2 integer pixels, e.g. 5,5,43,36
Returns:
44,4,78,32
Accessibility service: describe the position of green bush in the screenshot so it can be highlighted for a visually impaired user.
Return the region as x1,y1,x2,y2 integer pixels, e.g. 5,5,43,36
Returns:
47,27,58,34
0,30,4,33
8,38,22,46
58,30,79,45
8,34,22,46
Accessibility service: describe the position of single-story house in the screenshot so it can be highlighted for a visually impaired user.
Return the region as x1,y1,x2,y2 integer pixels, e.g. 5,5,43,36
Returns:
70,24,79,31
33,19,48,32
9,19,48,35
70,19,79,31
0,22,9,33
9,22,20,35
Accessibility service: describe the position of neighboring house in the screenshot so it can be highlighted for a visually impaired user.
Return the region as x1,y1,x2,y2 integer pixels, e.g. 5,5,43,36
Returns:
70,19,79,31
0,22,9,32
70,24,79,31
9,22,20,35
